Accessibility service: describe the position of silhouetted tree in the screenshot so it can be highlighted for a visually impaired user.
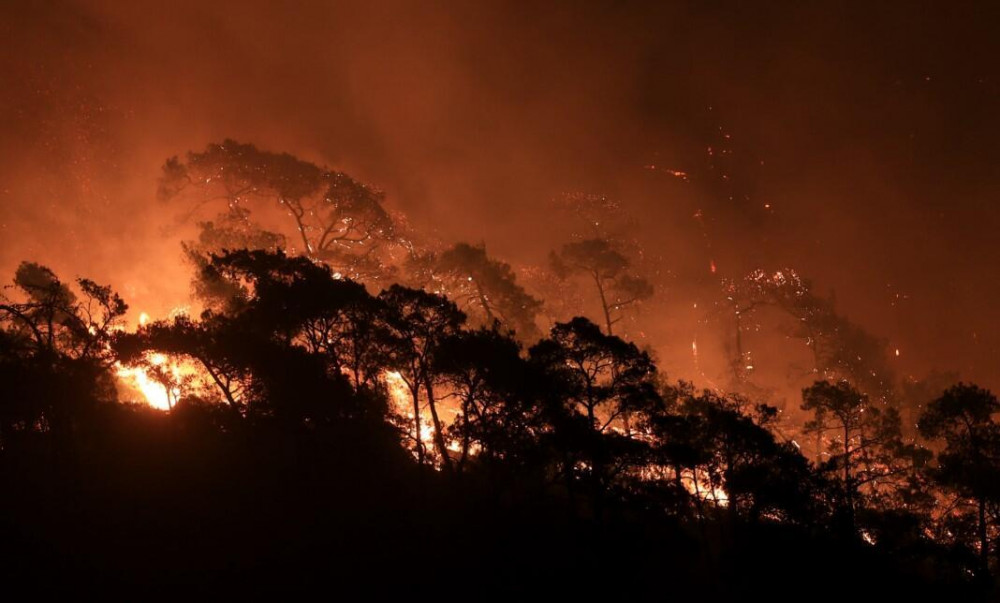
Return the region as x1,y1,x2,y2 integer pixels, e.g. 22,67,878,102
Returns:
116,308,384,432
0,252,985,598
802,380,917,534
919,383,1000,577
531,317,659,433
900,370,960,440
531,317,660,517
408,242,542,341
115,314,250,415
693,391,815,522
0,263,127,449
159,140,399,281
434,328,541,472
550,239,653,336
196,249,368,338
187,249,395,393
379,285,466,470
179,207,286,308
0,261,127,364
639,383,820,524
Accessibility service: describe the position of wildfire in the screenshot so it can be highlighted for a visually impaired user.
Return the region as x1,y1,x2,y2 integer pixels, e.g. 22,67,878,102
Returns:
683,469,729,507
383,370,412,411
638,465,729,507
383,370,436,453
115,353,185,410
382,370,468,463
112,308,212,410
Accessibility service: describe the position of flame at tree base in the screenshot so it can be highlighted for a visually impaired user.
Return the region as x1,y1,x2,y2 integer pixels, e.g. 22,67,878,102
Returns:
115,352,206,411
383,370,436,457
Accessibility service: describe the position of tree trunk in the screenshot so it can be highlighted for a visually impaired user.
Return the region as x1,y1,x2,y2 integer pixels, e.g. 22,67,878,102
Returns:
410,386,424,466
593,272,614,336
458,395,472,472
673,466,686,514
424,377,453,473
691,468,706,523
472,279,497,326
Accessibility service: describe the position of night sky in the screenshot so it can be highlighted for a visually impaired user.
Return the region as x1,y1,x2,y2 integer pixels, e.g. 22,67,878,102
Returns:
2,0,999,393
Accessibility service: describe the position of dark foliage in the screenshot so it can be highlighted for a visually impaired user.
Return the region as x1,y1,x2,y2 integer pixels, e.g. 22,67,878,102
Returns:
0,253,990,599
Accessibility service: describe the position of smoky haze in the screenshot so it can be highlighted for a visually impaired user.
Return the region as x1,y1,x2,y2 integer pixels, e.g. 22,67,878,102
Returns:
2,0,999,395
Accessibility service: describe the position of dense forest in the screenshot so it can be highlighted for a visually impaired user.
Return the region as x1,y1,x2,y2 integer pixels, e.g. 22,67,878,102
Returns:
1,141,997,599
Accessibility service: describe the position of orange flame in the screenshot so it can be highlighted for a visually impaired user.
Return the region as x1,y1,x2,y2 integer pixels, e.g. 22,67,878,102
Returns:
115,353,185,410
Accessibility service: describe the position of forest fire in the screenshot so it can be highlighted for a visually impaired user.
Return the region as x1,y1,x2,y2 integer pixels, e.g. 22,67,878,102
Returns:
3,1,1000,597
383,369,463,462
382,370,436,454
110,310,209,410
114,352,207,411
115,353,180,410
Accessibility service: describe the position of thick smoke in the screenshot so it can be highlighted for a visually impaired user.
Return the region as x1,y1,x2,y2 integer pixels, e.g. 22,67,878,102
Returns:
2,0,999,394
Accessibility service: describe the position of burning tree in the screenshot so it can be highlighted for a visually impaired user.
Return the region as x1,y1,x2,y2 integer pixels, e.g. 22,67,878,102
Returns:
159,140,401,282
114,315,250,415
114,251,389,428
541,192,656,337
379,285,467,471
